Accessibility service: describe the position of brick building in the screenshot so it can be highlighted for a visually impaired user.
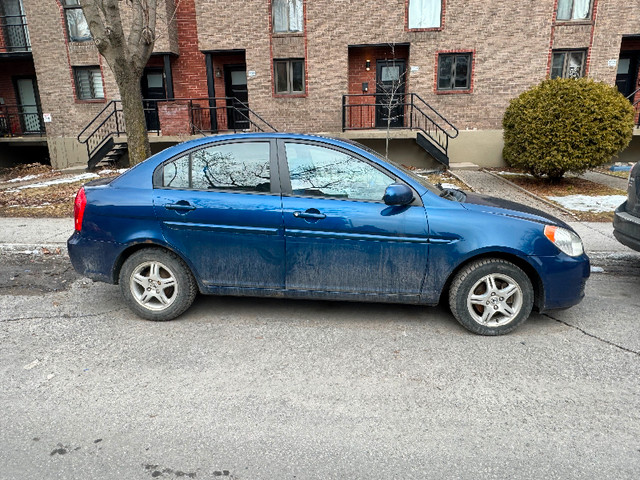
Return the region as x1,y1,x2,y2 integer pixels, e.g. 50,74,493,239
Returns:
0,0,639,170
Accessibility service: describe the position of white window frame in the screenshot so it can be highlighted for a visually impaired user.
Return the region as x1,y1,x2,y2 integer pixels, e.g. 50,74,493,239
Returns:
272,0,303,33
408,0,442,30
61,0,92,41
556,0,593,21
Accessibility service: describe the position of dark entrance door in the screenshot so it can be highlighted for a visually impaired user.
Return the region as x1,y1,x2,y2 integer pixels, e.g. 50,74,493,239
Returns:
375,59,406,128
224,65,249,130
141,68,166,131
14,76,42,134
616,52,640,99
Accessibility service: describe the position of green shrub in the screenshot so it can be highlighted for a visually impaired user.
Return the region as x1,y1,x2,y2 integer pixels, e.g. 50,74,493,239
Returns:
502,78,634,180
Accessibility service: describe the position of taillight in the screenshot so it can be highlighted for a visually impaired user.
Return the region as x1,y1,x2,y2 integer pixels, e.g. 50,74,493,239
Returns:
74,187,87,232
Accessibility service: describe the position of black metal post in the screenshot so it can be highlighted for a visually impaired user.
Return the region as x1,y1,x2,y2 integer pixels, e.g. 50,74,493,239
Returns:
204,53,218,132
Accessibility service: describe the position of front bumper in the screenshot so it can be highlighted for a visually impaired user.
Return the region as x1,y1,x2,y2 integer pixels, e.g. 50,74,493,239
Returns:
613,202,640,252
529,253,590,311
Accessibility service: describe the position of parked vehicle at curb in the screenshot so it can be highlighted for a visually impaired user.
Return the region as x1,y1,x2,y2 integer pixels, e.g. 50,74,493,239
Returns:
68,133,589,335
613,161,640,252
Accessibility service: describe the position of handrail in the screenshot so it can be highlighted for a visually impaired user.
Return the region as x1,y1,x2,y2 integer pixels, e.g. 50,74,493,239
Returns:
410,93,459,138
342,93,458,136
76,100,119,142
342,93,458,158
78,97,277,167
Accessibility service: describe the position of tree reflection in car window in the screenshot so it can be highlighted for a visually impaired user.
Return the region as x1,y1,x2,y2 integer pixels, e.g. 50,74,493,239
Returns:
162,142,271,192
285,143,394,201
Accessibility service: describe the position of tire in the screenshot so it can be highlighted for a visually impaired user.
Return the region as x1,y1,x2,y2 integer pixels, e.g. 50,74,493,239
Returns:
119,249,197,321
448,258,534,336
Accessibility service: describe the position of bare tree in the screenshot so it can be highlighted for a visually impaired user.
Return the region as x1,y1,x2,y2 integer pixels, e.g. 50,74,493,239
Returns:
80,0,158,166
378,43,406,159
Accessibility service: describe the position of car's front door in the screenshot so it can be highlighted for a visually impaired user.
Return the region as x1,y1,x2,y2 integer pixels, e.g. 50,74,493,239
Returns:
279,140,429,297
153,139,285,290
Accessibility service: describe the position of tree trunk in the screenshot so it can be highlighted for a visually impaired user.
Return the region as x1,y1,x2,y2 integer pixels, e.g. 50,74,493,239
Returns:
114,64,151,165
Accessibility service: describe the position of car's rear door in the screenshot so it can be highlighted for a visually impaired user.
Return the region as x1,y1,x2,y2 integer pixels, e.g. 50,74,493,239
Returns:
278,139,429,297
152,139,285,290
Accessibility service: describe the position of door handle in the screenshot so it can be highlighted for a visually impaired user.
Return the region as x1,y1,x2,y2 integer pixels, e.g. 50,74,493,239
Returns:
164,202,196,212
293,211,326,220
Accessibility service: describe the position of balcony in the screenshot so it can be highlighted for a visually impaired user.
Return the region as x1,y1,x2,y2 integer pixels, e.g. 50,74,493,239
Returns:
0,11,31,55
0,104,45,137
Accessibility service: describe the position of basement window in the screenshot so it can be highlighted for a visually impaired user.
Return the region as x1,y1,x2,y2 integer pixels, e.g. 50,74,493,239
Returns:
74,66,104,100
62,0,92,41
551,50,586,79
274,59,305,95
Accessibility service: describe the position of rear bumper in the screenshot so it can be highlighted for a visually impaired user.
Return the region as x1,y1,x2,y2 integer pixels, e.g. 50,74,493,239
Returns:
613,202,640,252
67,232,124,284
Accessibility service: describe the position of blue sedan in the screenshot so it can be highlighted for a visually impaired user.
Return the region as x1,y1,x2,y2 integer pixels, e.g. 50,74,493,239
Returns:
68,133,589,335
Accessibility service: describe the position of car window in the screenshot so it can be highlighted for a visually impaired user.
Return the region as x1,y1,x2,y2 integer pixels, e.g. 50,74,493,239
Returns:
285,143,395,201
162,142,271,193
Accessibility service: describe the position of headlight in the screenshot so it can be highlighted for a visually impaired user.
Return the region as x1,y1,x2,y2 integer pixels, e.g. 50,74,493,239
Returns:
544,225,584,257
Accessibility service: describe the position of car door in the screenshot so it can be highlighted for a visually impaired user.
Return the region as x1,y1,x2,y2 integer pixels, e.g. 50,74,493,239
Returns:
279,139,429,297
153,139,285,290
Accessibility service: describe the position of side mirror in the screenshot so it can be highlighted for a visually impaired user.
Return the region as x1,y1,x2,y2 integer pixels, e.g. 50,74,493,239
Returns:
383,183,414,206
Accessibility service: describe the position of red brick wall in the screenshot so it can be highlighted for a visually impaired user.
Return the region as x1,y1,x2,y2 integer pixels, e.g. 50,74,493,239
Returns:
171,0,208,99
158,101,192,135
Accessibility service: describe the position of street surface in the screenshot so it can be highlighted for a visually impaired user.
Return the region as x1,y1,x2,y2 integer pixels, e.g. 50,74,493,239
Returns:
1,251,639,479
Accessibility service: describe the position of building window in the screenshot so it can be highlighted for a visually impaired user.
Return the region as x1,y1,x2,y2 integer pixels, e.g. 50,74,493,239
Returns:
62,0,91,41
551,50,586,79
437,53,472,91
272,0,303,33
274,59,305,95
408,0,442,29
74,67,104,100
556,0,592,21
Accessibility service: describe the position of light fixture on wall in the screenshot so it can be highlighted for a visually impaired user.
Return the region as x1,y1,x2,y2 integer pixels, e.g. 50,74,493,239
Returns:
365,59,371,71
215,67,222,78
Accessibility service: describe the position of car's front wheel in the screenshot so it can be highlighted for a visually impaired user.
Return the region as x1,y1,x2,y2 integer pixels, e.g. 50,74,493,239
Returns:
119,249,197,321
449,258,534,335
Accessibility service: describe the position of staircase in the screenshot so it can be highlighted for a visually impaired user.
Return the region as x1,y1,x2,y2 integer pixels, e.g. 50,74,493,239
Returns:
77,98,277,171
342,92,458,168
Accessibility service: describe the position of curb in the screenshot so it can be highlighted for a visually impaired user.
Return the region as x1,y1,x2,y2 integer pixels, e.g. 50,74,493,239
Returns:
482,169,579,220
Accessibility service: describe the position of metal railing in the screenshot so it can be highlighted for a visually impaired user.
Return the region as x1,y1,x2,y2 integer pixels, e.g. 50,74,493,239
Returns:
77,97,278,164
628,88,640,127
0,13,31,53
0,104,45,136
342,92,458,157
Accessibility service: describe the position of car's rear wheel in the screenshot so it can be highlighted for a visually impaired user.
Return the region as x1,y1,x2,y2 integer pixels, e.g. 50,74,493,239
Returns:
119,249,197,321
449,258,534,336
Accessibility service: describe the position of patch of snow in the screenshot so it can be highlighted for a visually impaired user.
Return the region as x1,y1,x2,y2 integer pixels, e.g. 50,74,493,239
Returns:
10,173,99,191
498,171,533,177
590,266,605,273
440,183,461,190
547,194,626,213
6,174,43,183
98,168,128,175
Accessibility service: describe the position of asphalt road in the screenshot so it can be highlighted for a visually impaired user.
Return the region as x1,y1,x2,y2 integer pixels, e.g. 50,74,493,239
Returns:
0,253,639,480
